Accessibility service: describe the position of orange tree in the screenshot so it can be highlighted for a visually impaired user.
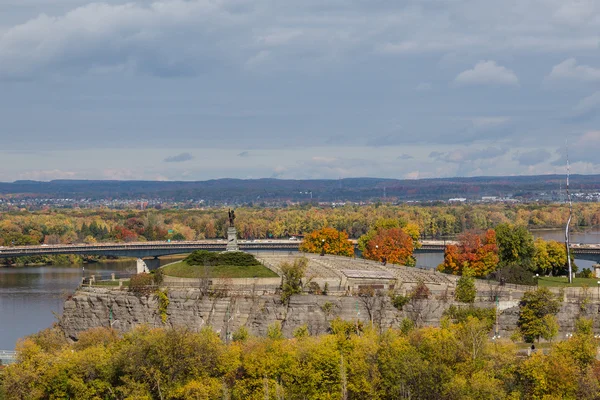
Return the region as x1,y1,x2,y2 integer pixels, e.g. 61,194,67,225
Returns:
299,227,354,256
362,227,416,266
438,229,499,276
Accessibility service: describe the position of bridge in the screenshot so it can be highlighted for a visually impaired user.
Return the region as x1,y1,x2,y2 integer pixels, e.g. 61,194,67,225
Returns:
0,350,16,365
0,240,599,263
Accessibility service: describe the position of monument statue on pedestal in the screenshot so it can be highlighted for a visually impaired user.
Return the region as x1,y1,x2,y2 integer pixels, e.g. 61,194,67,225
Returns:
228,209,236,227
226,209,239,252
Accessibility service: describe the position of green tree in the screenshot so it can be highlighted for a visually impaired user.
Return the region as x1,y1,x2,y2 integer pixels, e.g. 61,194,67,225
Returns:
454,272,477,303
495,223,535,269
280,258,308,304
517,287,561,343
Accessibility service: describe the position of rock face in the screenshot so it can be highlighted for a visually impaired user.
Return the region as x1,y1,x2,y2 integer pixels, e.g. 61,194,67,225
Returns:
60,287,600,341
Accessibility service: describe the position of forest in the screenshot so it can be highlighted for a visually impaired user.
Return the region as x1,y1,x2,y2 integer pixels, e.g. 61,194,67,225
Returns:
1,312,598,400
1,202,598,266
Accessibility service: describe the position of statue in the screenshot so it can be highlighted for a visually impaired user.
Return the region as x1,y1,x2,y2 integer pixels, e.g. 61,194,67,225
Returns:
228,209,236,227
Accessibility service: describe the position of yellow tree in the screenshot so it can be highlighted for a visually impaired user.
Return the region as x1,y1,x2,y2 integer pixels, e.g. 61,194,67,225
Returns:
300,227,354,257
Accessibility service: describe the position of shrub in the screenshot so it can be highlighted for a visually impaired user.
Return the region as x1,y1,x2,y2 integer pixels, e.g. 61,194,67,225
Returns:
267,321,284,340
129,273,155,294
156,289,170,324
232,326,249,342
184,250,261,267
410,280,430,299
391,294,410,310
495,262,535,285
293,325,310,338
307,281,322,294
577,268,593,278
152,268,164,286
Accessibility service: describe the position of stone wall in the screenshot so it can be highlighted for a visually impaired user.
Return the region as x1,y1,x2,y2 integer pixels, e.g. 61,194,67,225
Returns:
60,286,600,341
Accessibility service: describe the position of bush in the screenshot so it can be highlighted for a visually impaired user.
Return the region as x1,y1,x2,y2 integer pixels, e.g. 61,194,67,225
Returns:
391,294,410,310
410,280,430,299
495,262,535,285
184,250,261,266
232,326,249,342
129,273,155,294
577,268,593,278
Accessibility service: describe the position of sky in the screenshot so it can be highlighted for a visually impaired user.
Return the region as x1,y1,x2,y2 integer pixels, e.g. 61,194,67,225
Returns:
1,0,600,182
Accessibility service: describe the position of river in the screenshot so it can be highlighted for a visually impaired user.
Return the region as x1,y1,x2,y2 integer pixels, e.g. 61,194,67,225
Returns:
0,259,178,350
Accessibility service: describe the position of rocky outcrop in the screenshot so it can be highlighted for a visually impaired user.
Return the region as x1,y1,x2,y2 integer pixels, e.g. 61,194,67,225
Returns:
60,287,600,341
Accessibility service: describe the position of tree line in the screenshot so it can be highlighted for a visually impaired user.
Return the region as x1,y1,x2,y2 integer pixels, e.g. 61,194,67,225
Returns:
1,307,598,399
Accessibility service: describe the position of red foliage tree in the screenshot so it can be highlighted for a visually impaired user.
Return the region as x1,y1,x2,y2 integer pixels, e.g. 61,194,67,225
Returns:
362,228,416,266
438,229,499,276
112,226,138,242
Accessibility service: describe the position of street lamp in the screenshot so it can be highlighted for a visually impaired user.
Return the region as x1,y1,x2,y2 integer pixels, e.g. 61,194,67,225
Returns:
320,239,325,256
597,281,600,301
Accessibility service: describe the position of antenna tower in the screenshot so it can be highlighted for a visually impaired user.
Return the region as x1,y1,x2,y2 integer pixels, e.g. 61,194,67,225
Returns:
565,141,573,284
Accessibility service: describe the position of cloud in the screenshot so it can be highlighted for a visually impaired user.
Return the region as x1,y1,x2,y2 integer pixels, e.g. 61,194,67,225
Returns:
512,149,552,166
548,58,600,82
570,131,600,165
454,61,519,86
398,154,413,160
164,152,194,163
566,91,600,122
430,147,508,163
0,1,248,79
16,169,77,181
237,151,250,157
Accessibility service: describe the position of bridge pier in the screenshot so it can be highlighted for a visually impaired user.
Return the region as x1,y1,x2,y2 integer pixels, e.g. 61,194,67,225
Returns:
136,259,150,274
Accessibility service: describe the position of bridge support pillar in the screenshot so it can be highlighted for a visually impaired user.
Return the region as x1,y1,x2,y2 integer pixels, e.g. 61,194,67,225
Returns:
136,259,150,274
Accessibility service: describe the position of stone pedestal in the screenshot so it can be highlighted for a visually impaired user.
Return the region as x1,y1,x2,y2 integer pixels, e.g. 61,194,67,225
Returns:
226,227,239,252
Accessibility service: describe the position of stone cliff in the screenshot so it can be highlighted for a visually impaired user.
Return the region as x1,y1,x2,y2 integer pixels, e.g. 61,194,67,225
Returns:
60,286,600,341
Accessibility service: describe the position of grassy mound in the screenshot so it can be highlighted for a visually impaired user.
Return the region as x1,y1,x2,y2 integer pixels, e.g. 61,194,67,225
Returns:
163,251,278,279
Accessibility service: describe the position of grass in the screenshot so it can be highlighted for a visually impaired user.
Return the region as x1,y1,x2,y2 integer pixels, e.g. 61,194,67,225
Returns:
162,261,279,279
536,276,600,287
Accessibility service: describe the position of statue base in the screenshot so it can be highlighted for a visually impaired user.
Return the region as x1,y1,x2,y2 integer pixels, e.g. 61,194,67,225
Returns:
226,227,239,251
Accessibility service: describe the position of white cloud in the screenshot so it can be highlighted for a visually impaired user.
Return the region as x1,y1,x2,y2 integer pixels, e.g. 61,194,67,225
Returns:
455,61,519,86
548,58,600,82
566,91,600,121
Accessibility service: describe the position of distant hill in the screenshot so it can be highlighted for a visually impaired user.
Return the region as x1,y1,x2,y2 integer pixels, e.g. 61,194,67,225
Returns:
1,175,599,203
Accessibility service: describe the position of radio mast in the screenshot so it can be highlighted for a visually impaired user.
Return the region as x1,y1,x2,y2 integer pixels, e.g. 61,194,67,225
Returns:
565,141,573,284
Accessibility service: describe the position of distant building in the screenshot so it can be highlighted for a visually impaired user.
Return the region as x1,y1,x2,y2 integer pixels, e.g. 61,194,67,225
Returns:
448,198,467,203
481,196,498,202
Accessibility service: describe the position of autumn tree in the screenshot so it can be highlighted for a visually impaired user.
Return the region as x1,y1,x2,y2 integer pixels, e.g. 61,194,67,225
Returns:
299,227,354,257
362,227,416,266
533,238,571,275
437,229,499,276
